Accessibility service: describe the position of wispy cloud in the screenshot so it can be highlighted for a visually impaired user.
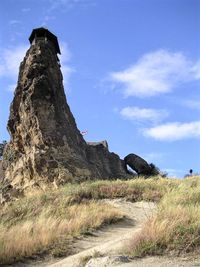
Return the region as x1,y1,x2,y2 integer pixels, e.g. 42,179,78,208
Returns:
7,84,17,93
192,60,200,79
0,42,73,91
21,8,31,12
0,45,28,92
182,99,200,111
120,106,168,123
143,121,200,141
0,45,28,80
9,20,21,25
47,0,95,12
143,152,165,163
59,42,74,88
110,50,200,97
42,0,95,24
42,15,56,25
164,168,185,178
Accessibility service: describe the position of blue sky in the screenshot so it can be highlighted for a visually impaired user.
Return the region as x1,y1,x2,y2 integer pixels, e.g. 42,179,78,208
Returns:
0,0,200,178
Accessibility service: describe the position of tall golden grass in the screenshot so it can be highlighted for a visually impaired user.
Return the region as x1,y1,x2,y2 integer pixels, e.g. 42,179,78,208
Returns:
128,176,200,256
0,176,180,264
0,201,123,264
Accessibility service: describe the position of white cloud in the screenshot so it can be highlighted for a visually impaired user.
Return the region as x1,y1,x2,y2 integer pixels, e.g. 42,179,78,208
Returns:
143,152,165,163
0,45,28,81
59,42,71,62
21,8,31,12
59,42,74,88
47,0,95,12
110,50,200,97
7,84,17,92
143,121,200,141
191,60,200,79
182,99,200,110
42,15,56,25
9,20,21,25
0,42,73,91
120,106,168,123
164,168,185,178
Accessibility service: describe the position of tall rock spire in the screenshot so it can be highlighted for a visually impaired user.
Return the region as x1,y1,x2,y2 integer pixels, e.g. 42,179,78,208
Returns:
2,28,127,191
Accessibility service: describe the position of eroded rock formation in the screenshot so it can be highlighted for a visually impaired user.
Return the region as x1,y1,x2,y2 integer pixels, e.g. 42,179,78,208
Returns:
2,28,127,193
87,140,109,149
0,161,4,180
124,153,160,176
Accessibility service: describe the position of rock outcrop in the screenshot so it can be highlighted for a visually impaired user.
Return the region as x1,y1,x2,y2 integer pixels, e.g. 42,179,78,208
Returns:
87,140,109,149
0,160,4,180
2,28,127,193
124,153,160,176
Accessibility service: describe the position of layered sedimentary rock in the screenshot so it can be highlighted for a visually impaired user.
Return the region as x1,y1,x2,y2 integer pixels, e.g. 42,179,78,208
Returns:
2,28,127,191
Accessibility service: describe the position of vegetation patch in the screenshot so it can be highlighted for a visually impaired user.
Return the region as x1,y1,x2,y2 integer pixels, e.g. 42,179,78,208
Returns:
80,250,103,267
0,176,180,264
128,176,200,256
65,177,180,203
0,199,122,265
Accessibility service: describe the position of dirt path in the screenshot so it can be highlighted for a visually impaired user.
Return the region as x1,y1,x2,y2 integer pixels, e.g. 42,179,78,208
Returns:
19,199,200,267
43,199,156,267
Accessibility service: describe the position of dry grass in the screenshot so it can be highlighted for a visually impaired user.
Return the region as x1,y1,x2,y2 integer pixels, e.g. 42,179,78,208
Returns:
0,176,180,264
65,177,180,203
0,200,123,264
80,250,103,267
128,176,200,256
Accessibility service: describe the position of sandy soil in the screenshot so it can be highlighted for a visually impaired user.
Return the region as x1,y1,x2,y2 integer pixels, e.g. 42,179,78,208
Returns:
85,255,200,267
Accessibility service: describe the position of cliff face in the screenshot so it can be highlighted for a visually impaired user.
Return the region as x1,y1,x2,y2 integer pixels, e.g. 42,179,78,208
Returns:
3,32,127,191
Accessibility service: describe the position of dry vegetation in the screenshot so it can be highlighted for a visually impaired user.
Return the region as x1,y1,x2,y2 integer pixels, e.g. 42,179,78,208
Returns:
0,176,193,265
0,196,123,264
128,175,200,257
64,177,180,203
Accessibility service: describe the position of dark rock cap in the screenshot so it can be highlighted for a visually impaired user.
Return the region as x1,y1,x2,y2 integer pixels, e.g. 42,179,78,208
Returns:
29,27,61,54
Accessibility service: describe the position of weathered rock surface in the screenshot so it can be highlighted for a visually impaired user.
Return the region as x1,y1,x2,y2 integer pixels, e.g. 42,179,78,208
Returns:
124,153,159,176
2,28,127,193
87,140,109,149
86,144,126,179
0,160,4,180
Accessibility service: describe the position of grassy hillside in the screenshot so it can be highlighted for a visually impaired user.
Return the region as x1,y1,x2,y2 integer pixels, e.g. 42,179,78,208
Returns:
128,175,200,257
0,176,196,265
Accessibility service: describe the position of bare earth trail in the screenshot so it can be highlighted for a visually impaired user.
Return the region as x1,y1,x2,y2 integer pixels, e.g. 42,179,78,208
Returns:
24,199,200,267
